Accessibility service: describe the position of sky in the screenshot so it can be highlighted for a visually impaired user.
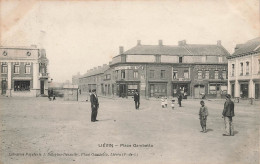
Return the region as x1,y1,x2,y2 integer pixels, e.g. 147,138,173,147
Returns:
0,0,259,83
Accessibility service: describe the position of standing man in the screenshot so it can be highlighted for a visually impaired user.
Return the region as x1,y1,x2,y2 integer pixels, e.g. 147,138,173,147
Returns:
178,93,182,107
134,90,140,110
90,89,99,122
222,94,235,136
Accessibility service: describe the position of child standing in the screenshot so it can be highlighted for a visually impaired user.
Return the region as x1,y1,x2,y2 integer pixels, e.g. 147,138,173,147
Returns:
171,99,175,109
199,100,208,133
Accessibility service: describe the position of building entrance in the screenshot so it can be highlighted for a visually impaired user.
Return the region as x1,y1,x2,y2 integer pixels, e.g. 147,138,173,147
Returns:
1,80,7,95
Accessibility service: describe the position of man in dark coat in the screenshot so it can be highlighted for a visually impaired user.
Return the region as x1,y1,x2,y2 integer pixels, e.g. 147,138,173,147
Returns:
90,89,99,122
134,91,140,110
178,94,182,107
222,94,235,136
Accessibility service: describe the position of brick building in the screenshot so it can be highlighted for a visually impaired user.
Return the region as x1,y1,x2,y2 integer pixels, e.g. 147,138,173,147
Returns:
227,37,260,99
78,40,230,99
0,46,49,97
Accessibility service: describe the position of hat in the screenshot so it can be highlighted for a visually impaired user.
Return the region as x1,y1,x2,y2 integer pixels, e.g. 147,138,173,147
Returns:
225,94,231,98
92,89,96,92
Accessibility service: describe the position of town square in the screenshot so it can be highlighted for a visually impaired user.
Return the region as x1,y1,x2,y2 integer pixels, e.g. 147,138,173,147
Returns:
0,95,259,164
0,0,259,164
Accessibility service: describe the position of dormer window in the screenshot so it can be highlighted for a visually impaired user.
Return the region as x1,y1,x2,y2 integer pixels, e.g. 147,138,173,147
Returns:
179,56,183,63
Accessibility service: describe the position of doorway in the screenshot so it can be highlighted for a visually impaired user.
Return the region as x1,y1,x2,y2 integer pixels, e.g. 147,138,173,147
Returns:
40,80,44,94
1,80,7,95
119,84,127,98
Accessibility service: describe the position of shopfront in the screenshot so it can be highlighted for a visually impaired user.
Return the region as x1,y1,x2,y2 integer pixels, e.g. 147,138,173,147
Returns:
149,82,167,98
240,83,249,98
208,82,227,98
172,82,190,98
116,82,139,98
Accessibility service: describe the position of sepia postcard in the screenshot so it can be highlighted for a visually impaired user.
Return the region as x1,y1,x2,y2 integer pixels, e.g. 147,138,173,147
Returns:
0,0,259,164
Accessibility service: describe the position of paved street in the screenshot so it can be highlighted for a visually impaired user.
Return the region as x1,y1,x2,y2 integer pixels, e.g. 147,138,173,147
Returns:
0,96,259,164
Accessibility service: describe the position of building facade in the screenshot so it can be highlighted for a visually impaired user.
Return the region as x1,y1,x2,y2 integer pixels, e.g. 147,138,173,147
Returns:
78,40,230,99
227,37,260,99
0,46,49,97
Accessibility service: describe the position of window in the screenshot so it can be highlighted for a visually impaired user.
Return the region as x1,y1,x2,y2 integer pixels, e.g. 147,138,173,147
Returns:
198,71,202,79
218,57,223,63
202,56,206,62
205,71,209,79
184,70,189,79
105,74,111,80
215,70,219,79
232,64,235,76
14,81,30,91
161,70,166,78
173,71,178,79
14,62,20,74
1,62,7,73
150,70,154,78
240,62,243,75
222,71,227,79
121,70,125,79
133,71,138,79
179,57,183,63
115,70,119,79
155,55,161,63
246,62,249,75
25,62,31,74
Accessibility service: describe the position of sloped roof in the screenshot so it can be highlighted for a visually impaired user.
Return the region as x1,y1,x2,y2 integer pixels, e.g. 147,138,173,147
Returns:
123,44,229,56
81,64,110,78
232,37,260,56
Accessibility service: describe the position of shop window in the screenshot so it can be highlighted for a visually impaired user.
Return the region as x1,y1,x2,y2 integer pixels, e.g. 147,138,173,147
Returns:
232,64,235,76
205,71,209,79
14,81,30,91
25,62,31,74
121,70,125,79
240,62,243,75
215,70,219,79
161,70,166,78
150,70,154,78
209,84,216,94
1,62,7,74
246,62,249,75
133,71,138,79
184,70,189,79
14,62,20,74
173,71,178,79
198,71,202,79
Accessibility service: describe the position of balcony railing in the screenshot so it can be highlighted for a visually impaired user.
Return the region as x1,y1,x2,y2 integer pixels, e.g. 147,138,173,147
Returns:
39,73,49,79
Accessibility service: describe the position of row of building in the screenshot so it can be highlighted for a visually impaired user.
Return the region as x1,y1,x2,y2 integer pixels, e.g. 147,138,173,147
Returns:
73,38,260,99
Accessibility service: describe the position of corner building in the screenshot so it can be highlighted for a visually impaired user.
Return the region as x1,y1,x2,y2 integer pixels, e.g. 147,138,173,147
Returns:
0,46,49,97
80,40,230,99
227,37,260,99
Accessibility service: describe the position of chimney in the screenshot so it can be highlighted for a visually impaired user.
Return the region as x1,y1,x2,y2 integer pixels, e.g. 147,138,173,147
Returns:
217,40,221,46
137,40,141,46
159,40,163,46
119,46,124,54
178,40,186,46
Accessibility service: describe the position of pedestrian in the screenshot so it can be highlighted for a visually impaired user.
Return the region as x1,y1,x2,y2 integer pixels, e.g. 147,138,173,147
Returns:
171,99,175,109
134,90,140,109
178,94,182,107
90,89,99,122
48,89,51,101
164,97,168,108
222,94,235,136
161,97,165,108
199,100,208,133
52,89,56,100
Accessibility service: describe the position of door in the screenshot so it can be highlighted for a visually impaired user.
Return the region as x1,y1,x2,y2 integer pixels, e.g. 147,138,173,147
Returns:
40,80,44,94
231,84,235,98
1,80,7,95
216,84,221,98
255,84,260,99
194,85,205,98
119,84,126,98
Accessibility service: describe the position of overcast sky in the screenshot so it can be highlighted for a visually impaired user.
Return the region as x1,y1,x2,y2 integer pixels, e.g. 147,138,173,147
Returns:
1,0,259,83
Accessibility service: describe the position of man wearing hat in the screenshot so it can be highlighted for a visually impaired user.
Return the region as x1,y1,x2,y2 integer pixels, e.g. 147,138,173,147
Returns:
222,94,235,136
90,89,99,122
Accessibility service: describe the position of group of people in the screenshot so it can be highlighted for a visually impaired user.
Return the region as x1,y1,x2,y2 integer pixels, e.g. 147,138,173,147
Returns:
89,89,235,137
199,94,235,136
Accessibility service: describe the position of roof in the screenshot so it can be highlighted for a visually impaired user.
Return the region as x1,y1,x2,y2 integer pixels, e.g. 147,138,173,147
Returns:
80,64,110,78
232,37,260,56
123,44,230,56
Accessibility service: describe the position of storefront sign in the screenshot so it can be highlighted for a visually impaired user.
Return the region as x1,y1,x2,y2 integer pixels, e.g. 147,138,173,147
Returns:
115,65,143,70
